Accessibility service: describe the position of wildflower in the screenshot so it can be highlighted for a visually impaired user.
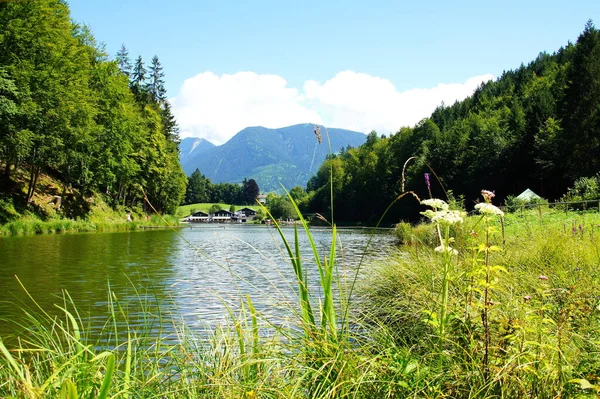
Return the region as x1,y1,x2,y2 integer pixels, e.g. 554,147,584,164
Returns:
538,275,549,281
431,209,464,225
481,189,495,202
434,243,458,255
424,173,432,197
421,198,449,211
523,295,532,301
475,202,504,216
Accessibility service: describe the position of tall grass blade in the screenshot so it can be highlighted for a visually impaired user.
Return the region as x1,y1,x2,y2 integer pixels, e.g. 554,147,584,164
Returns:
60,379,78,399
0,337,25,381
97,353,116,399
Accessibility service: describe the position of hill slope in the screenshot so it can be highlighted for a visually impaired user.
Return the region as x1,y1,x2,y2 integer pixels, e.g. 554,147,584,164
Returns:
180,124,366,192
305,22,600,223
179,137,216,167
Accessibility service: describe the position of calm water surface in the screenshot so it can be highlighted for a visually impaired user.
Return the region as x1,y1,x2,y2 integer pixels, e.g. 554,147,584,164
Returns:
0,225,395,340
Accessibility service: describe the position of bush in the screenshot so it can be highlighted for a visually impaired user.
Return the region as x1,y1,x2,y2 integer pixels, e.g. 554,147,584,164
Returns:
393,222,413,244
0,197,19,224
505,195,549,213
560,173,600,209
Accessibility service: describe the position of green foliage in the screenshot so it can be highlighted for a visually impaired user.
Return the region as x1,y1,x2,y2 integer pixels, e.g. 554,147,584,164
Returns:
362,208,600,397
306,22,600,223
208,203,222,214
0,1,186,216
266,193,295,219
240,178,260,205
504,194,549,212
561,173,600,204
393,221,413,244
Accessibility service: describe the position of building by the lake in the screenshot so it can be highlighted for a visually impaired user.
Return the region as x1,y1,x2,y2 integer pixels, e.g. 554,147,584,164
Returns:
185,207,257,223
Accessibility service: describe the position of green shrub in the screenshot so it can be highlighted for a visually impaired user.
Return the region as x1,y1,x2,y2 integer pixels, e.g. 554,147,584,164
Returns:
0,197,19,224
560,173,600,209
393,221,413,244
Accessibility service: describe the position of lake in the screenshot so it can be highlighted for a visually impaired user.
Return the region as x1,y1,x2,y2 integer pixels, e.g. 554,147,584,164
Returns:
0,225,396,341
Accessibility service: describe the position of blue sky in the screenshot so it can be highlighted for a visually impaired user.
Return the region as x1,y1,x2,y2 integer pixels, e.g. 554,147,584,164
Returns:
68,0,600,144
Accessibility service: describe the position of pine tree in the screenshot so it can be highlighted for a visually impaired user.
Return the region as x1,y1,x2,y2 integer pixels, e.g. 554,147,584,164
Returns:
147,55,166,103
161,100,180,146
131,55,147,103
115,44,132,76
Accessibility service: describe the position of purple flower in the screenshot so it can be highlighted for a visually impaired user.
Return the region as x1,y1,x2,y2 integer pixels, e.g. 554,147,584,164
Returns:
424,173,432,198
481,190,495,203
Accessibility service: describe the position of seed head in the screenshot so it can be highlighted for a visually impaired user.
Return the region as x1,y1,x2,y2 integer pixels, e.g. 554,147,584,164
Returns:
313,125,323,144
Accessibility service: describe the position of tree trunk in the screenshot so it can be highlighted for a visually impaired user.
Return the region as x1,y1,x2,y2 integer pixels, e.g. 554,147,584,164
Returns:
26,165,40,204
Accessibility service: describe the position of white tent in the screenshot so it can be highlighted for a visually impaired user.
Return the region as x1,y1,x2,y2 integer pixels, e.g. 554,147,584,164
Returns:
516,188,542,201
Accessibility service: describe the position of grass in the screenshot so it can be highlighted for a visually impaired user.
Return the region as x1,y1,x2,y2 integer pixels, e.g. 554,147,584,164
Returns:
362,206,600,398
0,213,180,237
2,189,600,397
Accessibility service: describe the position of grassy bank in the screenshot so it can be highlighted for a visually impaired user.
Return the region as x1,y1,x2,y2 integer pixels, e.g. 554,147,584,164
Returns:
0,213,180,236
0,167,181,237
361,206,600,398
1,204,599,398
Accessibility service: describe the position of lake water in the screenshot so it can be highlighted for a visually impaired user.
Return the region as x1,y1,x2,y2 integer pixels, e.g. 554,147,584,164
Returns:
0,225,396,341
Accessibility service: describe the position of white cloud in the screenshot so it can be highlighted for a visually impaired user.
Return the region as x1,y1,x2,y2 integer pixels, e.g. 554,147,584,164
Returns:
172,70,494,144
172,71,322,144
303,71,494,135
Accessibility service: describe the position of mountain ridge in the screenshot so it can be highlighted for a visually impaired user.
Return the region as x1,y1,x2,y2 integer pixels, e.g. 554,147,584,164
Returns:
179,124,366,192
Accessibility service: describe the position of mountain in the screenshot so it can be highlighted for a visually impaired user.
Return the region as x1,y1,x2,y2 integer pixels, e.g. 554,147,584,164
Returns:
180,124,366,192
179,137,216,167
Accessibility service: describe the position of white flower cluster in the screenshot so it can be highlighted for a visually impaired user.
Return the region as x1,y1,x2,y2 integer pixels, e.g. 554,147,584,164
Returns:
431,210,464,225
421,199,464,225
475,202,504,216
421,198,449,210
434,244,458,255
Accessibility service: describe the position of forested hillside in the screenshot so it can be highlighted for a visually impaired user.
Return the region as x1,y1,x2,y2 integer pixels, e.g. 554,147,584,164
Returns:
307,22,600,223
0,0,186,218
180,124,367,193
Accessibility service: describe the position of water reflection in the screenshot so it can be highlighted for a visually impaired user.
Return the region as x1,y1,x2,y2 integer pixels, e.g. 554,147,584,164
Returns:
0,226,395,340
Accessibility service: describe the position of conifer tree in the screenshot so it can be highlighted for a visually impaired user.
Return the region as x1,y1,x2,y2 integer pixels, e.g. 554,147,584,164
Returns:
147,55,166,103
131,55,147,103
115,44,132,76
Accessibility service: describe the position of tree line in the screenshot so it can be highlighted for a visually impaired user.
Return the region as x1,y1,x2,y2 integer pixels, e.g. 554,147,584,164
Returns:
306,22,600,223
183,169,260,206
0,0,186,215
